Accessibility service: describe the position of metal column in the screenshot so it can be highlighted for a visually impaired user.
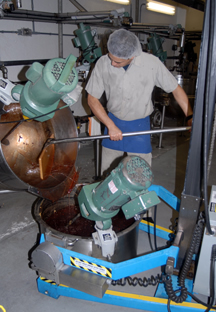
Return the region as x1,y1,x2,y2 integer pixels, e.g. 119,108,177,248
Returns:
175,0,216,269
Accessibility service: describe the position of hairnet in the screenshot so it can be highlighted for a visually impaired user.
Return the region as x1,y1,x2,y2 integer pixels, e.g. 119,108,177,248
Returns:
107,29,142,59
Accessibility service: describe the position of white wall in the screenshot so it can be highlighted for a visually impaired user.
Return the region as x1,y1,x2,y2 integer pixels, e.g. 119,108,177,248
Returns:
0,0,204,123
137,3,187,70
0,0,130,122
0,0,130,81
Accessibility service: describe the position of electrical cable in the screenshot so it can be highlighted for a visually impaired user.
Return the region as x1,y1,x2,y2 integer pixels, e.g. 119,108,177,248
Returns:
147,229,154,251
166,213,213,311
165,217,205,305
112,278,216,311
112,216,213,310
167,289,181,312
112,205,172,288
166,1,216,308
1,119,25,144
153,205,158,251
111,273,165,288
205,245,216,312
147,205,173,252
0,103,69,124
167,3,216,309
169,217,178,234
187,291,216,310
167,289,216,312
194,212,205,254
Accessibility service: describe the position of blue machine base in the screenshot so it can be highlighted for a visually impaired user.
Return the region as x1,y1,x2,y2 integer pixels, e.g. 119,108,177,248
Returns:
37,278,207,312
35,185,205,312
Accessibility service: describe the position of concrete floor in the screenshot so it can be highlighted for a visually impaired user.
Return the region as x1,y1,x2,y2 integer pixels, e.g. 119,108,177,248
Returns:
0,116,216,312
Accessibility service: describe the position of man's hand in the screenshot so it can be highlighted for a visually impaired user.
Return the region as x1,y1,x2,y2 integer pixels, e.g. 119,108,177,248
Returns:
88,94,123,141
186,114,193,130
187,118,193,128
108,124,123,141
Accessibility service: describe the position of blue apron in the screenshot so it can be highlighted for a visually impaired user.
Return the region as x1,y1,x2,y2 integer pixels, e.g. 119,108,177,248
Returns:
102,112,152,153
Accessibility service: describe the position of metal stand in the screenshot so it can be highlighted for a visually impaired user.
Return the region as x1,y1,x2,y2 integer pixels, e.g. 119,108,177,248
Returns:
37,277,201,312
157,105,166,149
95,139,101,179
35,185,203,312
174,0,216,269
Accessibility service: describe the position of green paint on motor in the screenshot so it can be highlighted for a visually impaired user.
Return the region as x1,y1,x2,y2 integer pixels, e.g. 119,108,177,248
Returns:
147,33,167,63
73,23,102,63
11,54,78,122
78,156,160,230
92,156,154,211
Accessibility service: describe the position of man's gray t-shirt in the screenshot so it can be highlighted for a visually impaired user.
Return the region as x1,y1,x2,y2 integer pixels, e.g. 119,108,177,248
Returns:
86,52,178,121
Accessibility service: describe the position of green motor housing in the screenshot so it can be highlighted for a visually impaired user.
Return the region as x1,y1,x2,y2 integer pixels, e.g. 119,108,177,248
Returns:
73,23,102,63
78,156,160,230
11,54,78,122
92,156,153,210
147,33,167,63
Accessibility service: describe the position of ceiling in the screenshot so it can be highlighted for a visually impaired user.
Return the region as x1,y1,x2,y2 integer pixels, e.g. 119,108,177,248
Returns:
172,0,205,11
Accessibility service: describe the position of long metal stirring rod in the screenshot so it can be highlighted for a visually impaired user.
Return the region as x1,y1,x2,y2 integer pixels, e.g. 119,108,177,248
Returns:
46,126,191,146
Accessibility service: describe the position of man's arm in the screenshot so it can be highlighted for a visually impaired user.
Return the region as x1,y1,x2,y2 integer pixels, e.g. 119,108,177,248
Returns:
88,94,123,140
172,85,193,126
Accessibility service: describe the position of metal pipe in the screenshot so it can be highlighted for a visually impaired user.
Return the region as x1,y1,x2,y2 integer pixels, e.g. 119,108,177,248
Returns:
61,19,111,24
180,29,185,48
31,0,35,33
69,0,87,12
132,23,171,28
135,0,139,23
139,3,146,23
157,105,166,149
0,30,18,34
59,11,113,17
130,1,132,17
7,9,112,17
14,0,22,8
46,127,191,145
95,140,101,178
0,30,74,36
0,59,49,66
2,11,112,23
0,65,8,79
2,14,61,23
58,0,63,58
1,10,201,40
5,9,57,17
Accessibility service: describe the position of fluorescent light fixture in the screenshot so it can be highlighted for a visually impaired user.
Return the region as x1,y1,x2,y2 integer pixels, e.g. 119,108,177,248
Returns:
146,1,175,15
105,0,130,4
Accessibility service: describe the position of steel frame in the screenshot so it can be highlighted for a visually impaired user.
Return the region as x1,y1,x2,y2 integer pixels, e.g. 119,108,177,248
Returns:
35,185,206,312
37,278,208,312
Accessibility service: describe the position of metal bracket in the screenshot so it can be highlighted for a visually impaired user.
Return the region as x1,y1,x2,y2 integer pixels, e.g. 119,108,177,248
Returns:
165,257,175,275
17,28,32,36
92,223,118,259
174,194,201,269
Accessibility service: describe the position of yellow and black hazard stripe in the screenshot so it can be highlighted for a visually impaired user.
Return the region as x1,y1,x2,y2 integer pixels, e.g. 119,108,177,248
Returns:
70,256,112,278
40,277,56,285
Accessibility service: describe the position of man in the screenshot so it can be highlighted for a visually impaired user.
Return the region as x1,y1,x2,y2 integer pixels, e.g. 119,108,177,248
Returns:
85,29,193,176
